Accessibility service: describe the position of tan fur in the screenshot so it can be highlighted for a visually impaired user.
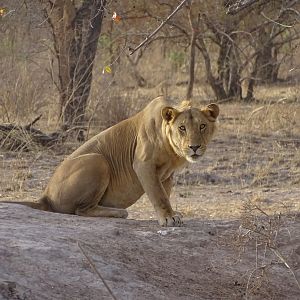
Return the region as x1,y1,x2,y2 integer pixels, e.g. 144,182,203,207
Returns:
10,97,219,226
1,198,52,211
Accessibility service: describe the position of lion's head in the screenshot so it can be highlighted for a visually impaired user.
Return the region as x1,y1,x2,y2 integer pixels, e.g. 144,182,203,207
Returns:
161,103,219,163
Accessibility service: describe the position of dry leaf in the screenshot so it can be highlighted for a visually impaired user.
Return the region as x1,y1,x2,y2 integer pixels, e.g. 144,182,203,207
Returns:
112,12,121,23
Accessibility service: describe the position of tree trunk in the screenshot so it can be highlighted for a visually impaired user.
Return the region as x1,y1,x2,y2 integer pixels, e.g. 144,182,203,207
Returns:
271,47,280,82
256,44,273,83
217,37,242,100
197,28,243,101
186,28,197,100
245,31,280,101
245,55,259,101
186,5,201,100
197,36,227,100
255,28,279,84
227,49,242,99
126,49,147,88
42,0,106,140
130,68,147,87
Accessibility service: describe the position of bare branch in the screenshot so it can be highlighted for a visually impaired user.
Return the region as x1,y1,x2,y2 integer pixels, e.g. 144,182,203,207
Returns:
129,0,189,55
25,114,43,130
226,0,260,15
260,12,293,28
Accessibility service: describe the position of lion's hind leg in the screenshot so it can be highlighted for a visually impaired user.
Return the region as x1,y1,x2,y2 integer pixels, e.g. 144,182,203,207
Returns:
46,153,127,218
69,154,128,219
75,205,128,218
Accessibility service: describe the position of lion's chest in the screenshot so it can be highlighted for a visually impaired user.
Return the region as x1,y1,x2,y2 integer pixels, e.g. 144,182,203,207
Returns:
157,162,185,182
156,154,187,182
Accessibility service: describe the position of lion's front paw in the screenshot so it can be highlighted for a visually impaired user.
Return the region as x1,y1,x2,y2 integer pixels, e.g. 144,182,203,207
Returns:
173,211,183,218
158,212,183,227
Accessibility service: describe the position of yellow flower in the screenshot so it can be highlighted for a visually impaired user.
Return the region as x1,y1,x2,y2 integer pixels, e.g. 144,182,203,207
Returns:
104,66,112,73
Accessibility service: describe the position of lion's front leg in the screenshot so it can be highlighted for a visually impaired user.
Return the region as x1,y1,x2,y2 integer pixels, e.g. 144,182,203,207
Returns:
133,161,183,227
162,175,183,226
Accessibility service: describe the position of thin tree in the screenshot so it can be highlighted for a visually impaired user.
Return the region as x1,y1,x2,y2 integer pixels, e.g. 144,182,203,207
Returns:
186,2,199,100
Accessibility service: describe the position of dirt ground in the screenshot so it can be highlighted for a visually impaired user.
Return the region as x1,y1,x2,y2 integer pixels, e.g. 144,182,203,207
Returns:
0,101,300,299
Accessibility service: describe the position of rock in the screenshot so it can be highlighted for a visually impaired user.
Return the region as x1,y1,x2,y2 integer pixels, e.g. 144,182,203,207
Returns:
1,203,299,300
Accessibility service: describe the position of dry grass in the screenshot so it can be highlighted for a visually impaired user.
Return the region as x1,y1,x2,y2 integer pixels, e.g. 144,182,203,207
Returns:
229,198,300,298
1,85,299,216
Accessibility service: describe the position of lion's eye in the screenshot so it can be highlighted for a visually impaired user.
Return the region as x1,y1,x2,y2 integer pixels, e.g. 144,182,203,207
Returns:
179,125,186,131
200,124,206,131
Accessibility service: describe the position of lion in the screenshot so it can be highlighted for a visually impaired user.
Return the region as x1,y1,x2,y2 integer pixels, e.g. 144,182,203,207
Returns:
4,96,219,226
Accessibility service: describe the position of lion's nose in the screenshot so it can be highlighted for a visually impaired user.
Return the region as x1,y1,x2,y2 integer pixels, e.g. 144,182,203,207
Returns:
189,145,200,152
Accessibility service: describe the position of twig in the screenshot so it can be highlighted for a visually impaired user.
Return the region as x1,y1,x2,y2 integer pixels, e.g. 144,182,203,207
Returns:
25,114,42,129
1,9,16,18
270,247,300,290
245,265,267,300
77,241,118,300
129,0,189,55
260,12,293,28
247,106,265,120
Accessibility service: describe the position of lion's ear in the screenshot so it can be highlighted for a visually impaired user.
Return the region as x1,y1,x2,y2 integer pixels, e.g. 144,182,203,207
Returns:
201,103,219,121
161,107,179,123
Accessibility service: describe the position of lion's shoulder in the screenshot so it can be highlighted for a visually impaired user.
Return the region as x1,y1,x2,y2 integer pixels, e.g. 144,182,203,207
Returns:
141,96,168,117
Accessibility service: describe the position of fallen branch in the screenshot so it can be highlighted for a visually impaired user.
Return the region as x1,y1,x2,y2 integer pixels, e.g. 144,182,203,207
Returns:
77,241,118,300
129,0,189,55
270,247,300,290
24,114,42,129
0,115,63,151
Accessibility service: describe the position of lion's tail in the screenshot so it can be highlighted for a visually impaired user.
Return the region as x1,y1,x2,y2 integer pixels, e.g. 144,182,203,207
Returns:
0,196,53,212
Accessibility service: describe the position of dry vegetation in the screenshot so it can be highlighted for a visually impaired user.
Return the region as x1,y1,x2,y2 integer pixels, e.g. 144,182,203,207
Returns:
1,85,299,219
0,1,300,299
